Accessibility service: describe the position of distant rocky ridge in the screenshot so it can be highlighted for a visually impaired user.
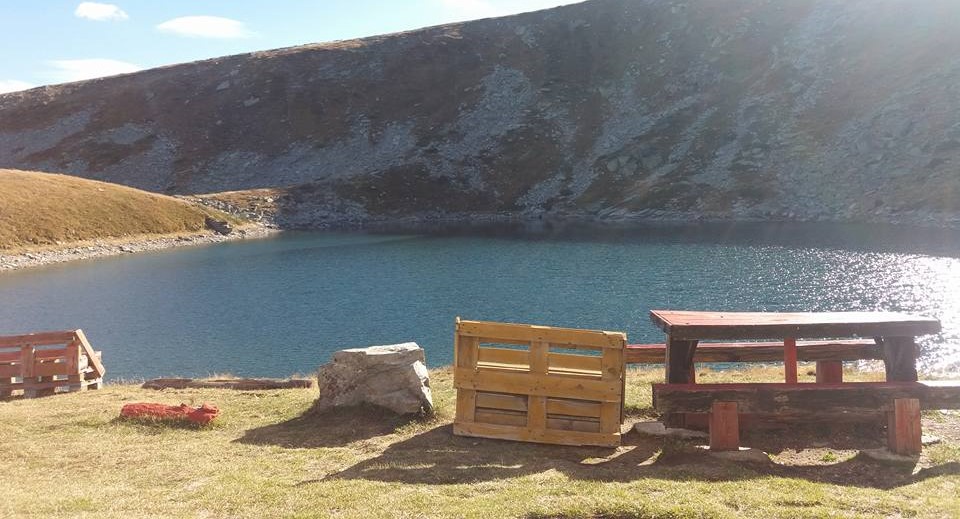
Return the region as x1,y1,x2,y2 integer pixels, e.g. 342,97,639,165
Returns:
3,0,960,227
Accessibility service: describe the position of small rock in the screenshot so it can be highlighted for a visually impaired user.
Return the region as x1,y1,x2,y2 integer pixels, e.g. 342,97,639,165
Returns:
697,445,771,463
216,80,231,91
204,217,233,235
633,421,708,440
315,342,432,415
922,435,941,446
860,448,919,464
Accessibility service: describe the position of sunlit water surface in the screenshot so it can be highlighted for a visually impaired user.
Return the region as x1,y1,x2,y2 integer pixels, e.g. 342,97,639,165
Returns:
1,222,958,380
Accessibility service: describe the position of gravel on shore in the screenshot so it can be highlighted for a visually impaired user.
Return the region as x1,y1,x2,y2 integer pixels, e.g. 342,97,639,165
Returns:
0,225,279,272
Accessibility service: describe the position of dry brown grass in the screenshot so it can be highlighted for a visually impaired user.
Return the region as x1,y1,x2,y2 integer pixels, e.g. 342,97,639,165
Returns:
0,169,243,252
2,365,959,518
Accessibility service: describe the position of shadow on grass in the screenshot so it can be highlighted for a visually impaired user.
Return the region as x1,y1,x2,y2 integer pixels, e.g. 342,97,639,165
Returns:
236,404,426,448
317,421,960,489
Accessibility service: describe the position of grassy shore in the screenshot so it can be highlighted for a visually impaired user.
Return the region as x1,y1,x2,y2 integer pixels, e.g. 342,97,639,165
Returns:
0,169,243,252
3,366,959,518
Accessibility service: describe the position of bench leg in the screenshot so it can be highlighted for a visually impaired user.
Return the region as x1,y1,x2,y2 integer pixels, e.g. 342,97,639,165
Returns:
709,401,740,451
816,361,843,384
887,398,922,456
784,337,798,383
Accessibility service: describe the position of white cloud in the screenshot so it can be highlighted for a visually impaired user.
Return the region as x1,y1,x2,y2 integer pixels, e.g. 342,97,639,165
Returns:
74,2,128,22
46,59,142,83
0,80,34,94
156,16,254,39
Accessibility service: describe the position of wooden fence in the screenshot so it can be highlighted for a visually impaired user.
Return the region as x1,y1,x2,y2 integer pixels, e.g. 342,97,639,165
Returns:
453,318,627,447
0,330,105,398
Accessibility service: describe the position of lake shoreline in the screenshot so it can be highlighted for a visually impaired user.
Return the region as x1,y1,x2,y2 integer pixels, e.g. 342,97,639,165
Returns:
0,224,279,272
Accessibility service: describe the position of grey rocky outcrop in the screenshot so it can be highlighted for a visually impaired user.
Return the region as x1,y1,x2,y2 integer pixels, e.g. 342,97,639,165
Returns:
315,342,433,415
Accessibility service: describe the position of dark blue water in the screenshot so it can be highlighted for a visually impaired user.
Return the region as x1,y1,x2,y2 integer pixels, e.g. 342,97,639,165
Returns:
2,222,959,379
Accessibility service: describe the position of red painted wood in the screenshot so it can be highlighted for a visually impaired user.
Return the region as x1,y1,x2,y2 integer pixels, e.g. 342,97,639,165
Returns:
816,361,844,383
623,339,880,364
649,310,940,341
709,401,739,451
887,398,922,455
784,337,798,383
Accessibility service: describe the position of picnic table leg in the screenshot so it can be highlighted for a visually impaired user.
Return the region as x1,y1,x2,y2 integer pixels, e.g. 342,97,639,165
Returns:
664,336,698,428
783,337,798,383
815,361,844,383
709,401,740,451
887,398,922,456
881,336,919,382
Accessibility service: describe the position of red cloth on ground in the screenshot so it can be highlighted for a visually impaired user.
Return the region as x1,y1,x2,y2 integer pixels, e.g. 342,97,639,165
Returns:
120,402,220,424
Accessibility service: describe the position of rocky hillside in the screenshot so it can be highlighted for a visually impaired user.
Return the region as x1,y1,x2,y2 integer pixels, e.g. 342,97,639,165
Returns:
2,0,960,226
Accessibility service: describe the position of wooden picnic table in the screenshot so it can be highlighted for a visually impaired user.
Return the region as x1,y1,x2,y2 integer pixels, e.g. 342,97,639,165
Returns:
649,310,942,385
649,310,953,454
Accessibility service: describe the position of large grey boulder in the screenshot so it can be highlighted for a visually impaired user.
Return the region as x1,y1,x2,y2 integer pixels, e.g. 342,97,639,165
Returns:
315,342,433,415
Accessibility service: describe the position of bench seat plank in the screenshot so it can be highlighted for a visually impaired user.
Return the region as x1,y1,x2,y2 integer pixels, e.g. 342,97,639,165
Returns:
653,381,960,414
626,339,881,364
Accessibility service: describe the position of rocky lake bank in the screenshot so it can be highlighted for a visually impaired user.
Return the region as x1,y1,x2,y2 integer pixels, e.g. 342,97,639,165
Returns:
0,224,278,272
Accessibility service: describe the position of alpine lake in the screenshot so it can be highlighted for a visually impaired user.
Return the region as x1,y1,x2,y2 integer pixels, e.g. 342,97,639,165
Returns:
2,221,959,380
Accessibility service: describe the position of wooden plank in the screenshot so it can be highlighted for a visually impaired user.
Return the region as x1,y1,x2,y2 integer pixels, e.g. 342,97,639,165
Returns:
547,398,601,418
0,365,20,378
0,331,77,348
455,368,622,402
527,341,549,432
141,378,314,390
475,361,601,379
64,340,81,376
709,401,740,451
625,339,881,363
456,389,477,423
784,337,798,383
74,330,105,379
452,421,619,447
476,392,528,412
650,310,941,341
458,320,626,349
475,393,603,419
598,401,620,434
816,361,844,384
20,345,35,378
33,361,70,377
882,336,919,382
474,409,527,427
546,416,601,433
653,381,960,414
887,398,922,456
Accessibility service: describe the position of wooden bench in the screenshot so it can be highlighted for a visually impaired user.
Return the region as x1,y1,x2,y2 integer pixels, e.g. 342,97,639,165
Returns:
453,318,627,447
653,381,960,455
626,339,881,383
0,330,105,398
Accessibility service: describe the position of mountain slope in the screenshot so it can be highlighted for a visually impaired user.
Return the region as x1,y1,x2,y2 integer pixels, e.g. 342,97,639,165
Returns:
0,169,240,251
2,0,960,225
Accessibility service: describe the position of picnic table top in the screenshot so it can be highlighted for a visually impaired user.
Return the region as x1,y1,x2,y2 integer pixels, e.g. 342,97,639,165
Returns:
649,310,941,341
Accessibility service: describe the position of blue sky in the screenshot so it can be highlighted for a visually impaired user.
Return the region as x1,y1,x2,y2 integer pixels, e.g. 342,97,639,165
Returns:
0,0,575,93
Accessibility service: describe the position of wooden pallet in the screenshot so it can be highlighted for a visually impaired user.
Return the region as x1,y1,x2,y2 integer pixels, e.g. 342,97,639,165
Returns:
0,330,105,398
453,318,627,447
